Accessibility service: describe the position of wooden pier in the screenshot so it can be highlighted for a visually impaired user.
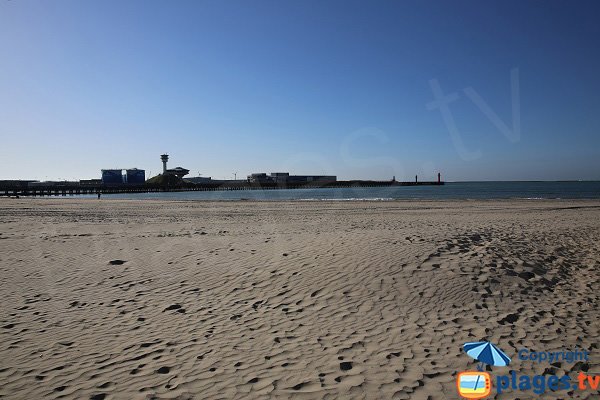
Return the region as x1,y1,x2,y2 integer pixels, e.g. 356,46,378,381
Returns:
0,180,444,197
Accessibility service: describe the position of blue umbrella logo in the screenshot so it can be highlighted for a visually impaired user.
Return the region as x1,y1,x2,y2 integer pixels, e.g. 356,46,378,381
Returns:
463,341,511,370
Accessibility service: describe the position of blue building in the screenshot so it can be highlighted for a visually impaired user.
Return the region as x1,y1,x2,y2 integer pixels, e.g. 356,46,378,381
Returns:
125,169,145,184
101,169,124,185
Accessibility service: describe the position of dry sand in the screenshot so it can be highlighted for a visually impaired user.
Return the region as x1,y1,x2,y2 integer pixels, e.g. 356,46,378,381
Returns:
0,198,599,399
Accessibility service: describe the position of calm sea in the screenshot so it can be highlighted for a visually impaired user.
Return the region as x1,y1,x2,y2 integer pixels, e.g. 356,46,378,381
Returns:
74,181,600,201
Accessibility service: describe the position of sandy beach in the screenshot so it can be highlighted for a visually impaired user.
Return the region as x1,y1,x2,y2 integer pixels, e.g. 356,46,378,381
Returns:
0,198,598,399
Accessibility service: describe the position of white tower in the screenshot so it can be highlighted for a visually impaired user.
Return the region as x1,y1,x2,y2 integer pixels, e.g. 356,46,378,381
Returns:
160,154,169,174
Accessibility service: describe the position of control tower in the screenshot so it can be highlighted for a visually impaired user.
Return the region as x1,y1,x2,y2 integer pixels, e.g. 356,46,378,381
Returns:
160,154,169,174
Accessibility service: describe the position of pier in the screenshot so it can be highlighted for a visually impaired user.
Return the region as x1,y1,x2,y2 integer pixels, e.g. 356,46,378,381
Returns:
0,180,444,197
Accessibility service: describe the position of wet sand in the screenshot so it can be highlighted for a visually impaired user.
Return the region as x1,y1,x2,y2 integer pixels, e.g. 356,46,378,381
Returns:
0,199,599,399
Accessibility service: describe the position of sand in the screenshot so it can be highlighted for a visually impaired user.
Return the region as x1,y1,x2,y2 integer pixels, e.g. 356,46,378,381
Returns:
0,198,599,399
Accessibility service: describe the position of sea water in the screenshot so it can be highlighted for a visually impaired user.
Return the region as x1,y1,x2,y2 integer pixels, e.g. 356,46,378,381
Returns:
72,181,600,201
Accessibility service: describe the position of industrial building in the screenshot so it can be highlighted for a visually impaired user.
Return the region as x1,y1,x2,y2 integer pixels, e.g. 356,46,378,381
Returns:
101,169,125,185
287,174,337,183
165,167,190,178
247,173,272,183
101,169,145,185
270,172,290,184
247,172,336,184
185,176,213,184
125,168,145,184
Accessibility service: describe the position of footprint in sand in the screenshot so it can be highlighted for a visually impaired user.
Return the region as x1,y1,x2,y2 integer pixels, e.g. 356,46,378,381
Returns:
156,366,171,374
340,361,353,371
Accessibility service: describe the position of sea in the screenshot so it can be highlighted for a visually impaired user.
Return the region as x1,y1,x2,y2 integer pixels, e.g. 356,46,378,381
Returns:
76,181,600,201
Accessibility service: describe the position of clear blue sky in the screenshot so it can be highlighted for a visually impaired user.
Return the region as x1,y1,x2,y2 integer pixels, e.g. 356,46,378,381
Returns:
1,0,599,181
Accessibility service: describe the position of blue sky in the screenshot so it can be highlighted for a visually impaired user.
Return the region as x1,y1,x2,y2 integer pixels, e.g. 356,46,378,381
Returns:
1,0,599,181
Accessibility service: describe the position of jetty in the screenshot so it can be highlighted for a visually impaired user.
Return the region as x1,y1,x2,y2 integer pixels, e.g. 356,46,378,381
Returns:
0,179,444,197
